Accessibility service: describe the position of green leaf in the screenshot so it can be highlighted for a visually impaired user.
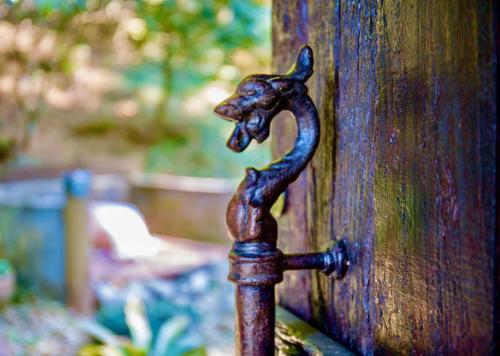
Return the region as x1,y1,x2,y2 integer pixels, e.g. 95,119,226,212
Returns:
0,259,13,276
182,348,207,356
150,315,190,356
124,291,152,351
78,318,123,348
35,0,86,13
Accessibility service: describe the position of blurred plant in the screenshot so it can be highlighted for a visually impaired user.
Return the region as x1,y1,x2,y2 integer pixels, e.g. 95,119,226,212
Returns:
0,0,271,177
0,300,90,354
130,0,269,121
91,263,234,354
80,292,205,356
128,0,271,177
0,0,120,161
0,259,12,276
0,259,15,305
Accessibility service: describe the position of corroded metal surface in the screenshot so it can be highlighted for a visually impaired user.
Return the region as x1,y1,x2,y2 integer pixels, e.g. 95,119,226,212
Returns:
215,46,348,355
283,240,348,278
215,45,319,246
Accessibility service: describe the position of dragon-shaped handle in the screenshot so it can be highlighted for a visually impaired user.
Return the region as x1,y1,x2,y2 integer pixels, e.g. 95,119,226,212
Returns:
215,45,319,246
214,46,348,356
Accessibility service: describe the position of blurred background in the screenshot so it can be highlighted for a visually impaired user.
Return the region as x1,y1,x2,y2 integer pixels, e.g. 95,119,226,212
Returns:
0,0,271,355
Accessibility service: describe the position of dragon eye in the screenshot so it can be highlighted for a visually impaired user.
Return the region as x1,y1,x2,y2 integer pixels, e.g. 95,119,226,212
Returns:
246,90,256,96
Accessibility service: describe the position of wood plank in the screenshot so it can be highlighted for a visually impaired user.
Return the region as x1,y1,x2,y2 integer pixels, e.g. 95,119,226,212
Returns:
373,1,497,353
272,0,316,323
276,306,355,356
272,0,497,354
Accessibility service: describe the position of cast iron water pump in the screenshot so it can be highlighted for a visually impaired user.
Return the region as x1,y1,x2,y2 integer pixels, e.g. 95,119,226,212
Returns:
214,45,348,355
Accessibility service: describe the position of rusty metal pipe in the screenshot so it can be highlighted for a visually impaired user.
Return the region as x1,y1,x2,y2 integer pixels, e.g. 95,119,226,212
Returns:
228,242,283,355
283,252,328,271
235,285,275,355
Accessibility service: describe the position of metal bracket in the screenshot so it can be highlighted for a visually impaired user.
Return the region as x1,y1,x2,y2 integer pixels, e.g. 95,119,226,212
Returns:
283,240,349,279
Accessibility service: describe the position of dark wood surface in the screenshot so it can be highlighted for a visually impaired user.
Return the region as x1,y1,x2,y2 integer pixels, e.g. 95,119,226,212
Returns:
272,1,497,354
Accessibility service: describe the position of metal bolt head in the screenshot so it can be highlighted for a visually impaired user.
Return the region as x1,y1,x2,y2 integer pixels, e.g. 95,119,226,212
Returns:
322,240,349,279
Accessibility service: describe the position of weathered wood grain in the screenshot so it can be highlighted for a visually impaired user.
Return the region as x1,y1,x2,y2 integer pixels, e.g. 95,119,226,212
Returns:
276,306,354,355
272,0,497,354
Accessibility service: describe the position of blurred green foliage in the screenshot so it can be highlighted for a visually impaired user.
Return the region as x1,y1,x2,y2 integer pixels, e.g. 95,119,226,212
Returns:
0,259,13,276
0,0,271,177
128,0,272,177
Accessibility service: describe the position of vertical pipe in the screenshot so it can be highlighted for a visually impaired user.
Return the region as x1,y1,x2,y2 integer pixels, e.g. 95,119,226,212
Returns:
229,243,282,356
64,169,93,315
236,285,275,356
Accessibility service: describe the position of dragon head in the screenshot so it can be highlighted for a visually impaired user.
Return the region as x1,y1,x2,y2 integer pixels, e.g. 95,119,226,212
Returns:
214,45,313,152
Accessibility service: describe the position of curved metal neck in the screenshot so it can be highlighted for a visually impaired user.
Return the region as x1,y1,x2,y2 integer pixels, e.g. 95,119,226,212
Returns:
258,93,319,207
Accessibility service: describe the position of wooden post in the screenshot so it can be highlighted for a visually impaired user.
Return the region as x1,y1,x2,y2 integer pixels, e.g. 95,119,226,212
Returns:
64,170,93,315
272,1,497,354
